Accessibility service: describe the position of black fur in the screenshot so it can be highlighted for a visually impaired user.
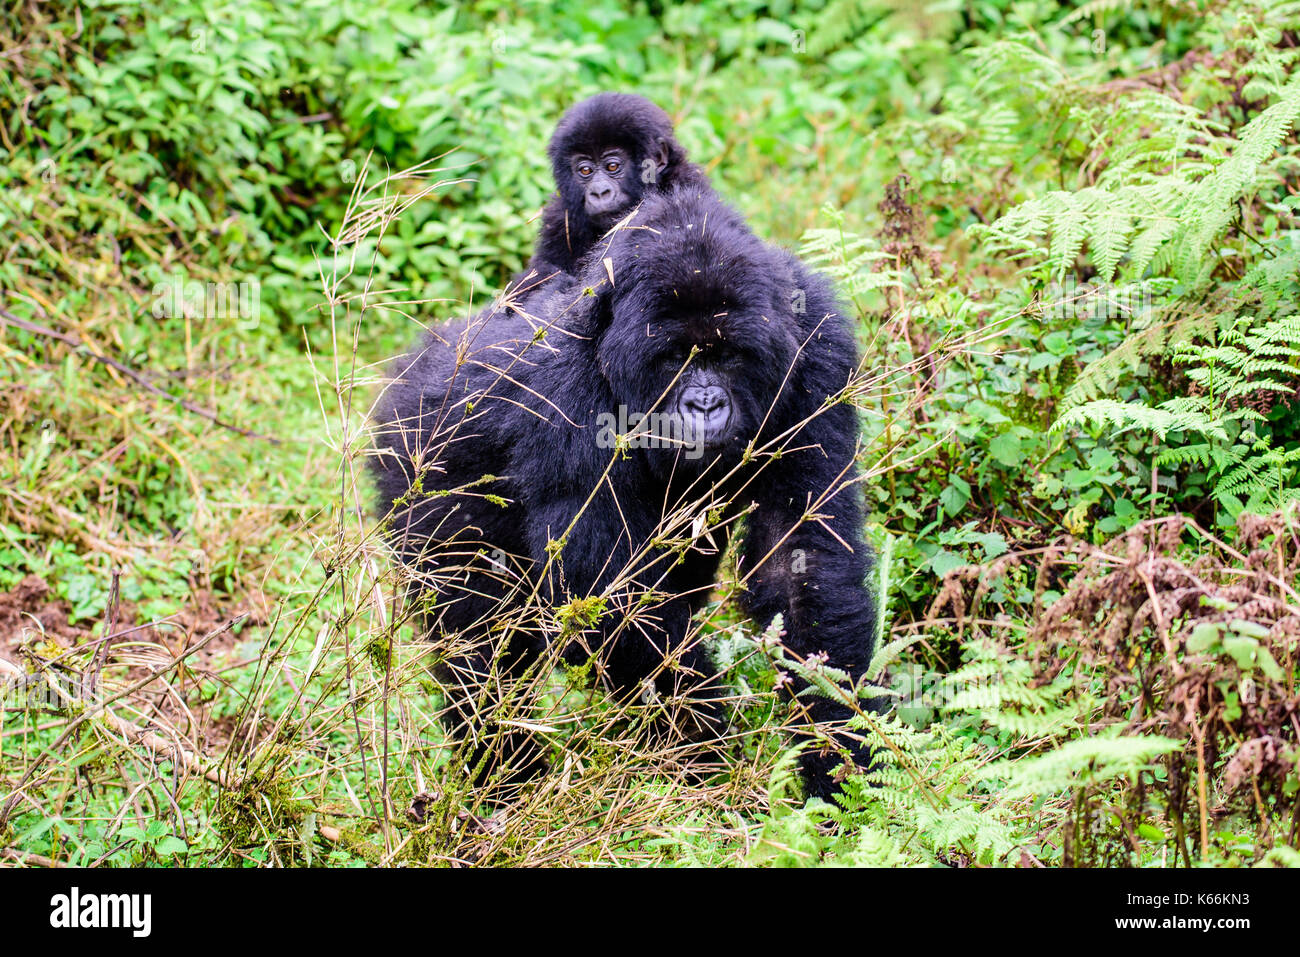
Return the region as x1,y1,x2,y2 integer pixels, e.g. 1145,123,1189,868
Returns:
372,185,877,799
529,92,712,280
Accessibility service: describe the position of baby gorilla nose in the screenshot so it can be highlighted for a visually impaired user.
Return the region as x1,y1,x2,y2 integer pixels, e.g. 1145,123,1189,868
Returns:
678,384,731,440
586,176,622,216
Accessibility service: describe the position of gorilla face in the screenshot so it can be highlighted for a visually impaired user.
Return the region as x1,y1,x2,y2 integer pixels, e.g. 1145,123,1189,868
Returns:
532,94,715,276
590,194,802,472
545,95,684,253
643,339,781,467
570,146,639,224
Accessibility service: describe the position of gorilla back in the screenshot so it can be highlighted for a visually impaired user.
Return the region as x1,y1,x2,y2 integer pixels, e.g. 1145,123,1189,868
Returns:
371,185,877,798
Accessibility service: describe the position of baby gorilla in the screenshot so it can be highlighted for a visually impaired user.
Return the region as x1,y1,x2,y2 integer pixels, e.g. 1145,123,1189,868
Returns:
528,92,713,279
371,185,877,800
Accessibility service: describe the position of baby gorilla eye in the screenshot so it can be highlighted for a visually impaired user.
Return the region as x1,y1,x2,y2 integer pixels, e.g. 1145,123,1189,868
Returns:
577,162,594,177
604,159,621,173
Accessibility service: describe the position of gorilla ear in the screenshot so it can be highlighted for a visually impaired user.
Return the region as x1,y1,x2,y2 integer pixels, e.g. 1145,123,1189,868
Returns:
651,137,670,175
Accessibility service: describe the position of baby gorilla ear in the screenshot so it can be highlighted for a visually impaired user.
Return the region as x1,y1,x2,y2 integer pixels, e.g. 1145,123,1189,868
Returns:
643,137,671,186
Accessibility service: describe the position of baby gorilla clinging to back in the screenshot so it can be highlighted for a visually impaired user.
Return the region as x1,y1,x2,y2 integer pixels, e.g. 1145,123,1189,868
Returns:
371,185,877,800
527,92,713,280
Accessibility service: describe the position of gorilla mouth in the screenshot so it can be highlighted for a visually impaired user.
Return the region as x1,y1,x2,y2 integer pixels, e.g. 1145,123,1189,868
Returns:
678,407,734,461
586,200,624,225
683,409,731,444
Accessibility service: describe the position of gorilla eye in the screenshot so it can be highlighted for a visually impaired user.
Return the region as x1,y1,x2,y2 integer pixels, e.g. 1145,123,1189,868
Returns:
577,163,594,177
659,350,688,370
605,159,621,173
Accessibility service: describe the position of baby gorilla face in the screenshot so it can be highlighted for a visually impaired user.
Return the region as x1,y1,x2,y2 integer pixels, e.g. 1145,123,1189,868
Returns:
570,146,637,225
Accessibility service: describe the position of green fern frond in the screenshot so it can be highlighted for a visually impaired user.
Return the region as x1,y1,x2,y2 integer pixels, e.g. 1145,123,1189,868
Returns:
1061,300,1207,408
806,0,888,57
1053,400,1204,439
985,732,1182,799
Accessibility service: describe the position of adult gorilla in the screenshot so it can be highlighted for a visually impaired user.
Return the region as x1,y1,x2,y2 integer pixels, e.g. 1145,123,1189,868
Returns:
371,185,877,800
528,92,713,278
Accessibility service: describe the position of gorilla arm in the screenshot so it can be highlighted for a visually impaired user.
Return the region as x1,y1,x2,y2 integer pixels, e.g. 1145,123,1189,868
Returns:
738,374,879,798
515,445,724,726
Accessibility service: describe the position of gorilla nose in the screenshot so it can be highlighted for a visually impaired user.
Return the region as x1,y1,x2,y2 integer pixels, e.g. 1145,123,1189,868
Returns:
587,184,616,213
684,387,726,414
680,386,730,433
